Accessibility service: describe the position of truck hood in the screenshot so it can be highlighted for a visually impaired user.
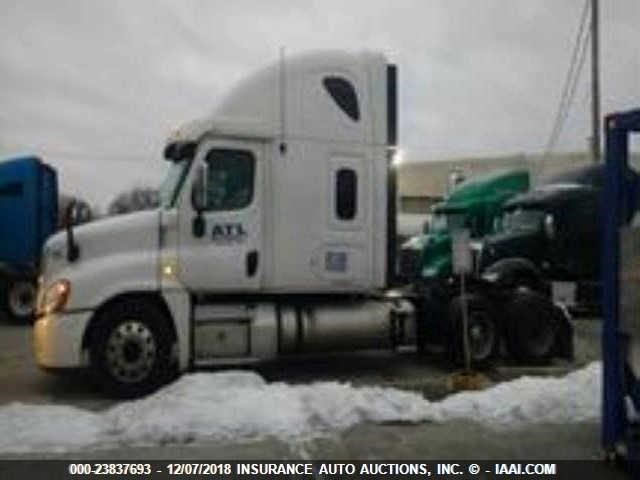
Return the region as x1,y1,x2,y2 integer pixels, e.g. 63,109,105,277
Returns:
420,232,452,278
42,210,160,286
399,232,453,279
480,230,542,270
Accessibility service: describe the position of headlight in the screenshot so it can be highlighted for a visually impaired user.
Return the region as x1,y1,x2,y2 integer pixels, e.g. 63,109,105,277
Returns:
37,279,71,316
423,267,439,277
482,271,499,283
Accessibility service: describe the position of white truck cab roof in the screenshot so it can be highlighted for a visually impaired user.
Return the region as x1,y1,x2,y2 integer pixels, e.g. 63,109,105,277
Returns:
167,50,390,148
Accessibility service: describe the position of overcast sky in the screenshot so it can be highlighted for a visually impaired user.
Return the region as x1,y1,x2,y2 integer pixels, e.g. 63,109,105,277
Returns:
1,0,638,207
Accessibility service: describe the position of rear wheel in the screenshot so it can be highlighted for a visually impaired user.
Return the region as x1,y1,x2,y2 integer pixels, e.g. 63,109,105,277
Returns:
447,294,499,367
90,299,173,398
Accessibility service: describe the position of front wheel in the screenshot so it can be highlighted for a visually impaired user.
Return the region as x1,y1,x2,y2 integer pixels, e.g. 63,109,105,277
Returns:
90,299,173,398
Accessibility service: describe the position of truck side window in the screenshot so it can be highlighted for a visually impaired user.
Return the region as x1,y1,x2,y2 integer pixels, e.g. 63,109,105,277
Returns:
336,168,357,220
0,181,23,196
323,77,360,122
204,149,255,211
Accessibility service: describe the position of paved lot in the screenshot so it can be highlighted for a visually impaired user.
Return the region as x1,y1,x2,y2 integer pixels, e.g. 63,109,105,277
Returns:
0,315,622,477
0,314,602,396
0,316,601,408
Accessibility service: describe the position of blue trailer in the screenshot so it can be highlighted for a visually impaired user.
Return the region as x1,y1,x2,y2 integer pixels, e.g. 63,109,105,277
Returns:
0,156,58,321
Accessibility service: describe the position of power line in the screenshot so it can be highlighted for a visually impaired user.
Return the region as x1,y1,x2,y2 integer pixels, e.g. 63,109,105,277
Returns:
543,0,591,159
590,0,601,163
549,28,591,154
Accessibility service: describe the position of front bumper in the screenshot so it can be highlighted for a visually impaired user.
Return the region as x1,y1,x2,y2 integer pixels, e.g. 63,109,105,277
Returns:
33,310,93,368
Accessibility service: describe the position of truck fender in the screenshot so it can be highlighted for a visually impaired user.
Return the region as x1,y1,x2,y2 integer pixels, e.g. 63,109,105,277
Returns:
482,258,546,293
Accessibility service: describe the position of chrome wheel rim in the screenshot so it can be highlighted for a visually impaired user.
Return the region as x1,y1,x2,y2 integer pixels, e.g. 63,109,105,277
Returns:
105,320,156,383
468,313,495,361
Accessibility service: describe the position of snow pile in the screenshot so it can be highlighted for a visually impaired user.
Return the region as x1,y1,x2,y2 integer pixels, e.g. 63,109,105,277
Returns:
107,371,435,448
439,361,601,425
0,362,601,453
0,404,104,453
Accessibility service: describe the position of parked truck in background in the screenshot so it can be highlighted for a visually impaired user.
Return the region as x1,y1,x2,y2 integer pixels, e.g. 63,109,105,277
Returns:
400,169,529,281
33,51,572,397
479,164,639,311
0,156,58,321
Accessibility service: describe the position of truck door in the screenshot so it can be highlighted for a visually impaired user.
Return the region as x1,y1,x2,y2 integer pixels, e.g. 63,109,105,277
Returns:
176,140,263,292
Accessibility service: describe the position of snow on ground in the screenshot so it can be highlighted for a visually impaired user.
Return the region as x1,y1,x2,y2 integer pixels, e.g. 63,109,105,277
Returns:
0,362,601,453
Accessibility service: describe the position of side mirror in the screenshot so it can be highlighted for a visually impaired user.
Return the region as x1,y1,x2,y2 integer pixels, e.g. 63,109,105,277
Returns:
63,201,77,228
64,201,80,262
191,164,207,213
190,164,207,238
544,213,555,239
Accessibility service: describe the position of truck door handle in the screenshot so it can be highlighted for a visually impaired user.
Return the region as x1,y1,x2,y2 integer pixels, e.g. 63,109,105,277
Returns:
247,250,259,277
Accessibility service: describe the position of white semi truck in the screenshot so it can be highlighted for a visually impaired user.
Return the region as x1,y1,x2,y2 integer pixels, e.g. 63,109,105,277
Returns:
33,51,572,397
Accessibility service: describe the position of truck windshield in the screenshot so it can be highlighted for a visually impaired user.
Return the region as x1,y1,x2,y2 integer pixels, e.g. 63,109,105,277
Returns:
502,208,545,232
159,158,192,208
430,212,467,233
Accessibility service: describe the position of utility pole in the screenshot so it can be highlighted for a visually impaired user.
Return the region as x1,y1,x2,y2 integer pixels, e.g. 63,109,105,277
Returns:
590,0,601,163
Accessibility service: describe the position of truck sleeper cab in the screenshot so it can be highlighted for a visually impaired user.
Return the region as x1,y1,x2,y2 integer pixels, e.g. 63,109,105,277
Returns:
33,51,413,396
0,156,57,321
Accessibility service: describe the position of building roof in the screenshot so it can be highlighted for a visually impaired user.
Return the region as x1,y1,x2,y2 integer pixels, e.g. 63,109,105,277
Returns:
397,152,640,198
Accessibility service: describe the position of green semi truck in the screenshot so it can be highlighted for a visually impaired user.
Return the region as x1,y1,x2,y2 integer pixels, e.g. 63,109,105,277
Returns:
400,169,530,280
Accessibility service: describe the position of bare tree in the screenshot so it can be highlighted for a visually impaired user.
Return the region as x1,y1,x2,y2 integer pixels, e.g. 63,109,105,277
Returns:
58,193,93,228
107,187,159,216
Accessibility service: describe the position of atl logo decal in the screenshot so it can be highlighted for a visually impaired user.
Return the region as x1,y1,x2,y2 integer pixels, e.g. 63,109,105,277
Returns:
211,223,247,243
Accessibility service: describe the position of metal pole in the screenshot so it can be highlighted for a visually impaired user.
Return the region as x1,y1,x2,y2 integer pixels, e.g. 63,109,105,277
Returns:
590,0,601,163
460,272,471,372
601,115,627,452
278,46,288,156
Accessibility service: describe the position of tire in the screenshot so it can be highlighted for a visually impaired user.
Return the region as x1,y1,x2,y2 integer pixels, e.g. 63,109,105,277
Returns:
90,299,174,398
1,278,36,322
447,293,499,367
503,290,559,364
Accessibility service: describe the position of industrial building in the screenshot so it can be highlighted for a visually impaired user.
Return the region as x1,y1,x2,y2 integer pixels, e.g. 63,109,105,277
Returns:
397,151,640,213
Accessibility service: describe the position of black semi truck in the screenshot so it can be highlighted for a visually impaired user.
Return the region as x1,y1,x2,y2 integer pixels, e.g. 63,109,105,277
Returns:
479,164,640,311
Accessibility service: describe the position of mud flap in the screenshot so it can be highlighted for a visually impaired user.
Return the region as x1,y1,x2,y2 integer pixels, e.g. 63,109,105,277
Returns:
551,302,574,361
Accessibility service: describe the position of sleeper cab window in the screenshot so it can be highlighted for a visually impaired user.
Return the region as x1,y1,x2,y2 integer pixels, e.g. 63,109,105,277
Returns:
0,181,23,196
204,149,255,211
335,168,357,220
323,76,360,122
